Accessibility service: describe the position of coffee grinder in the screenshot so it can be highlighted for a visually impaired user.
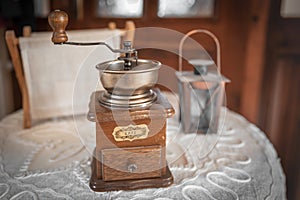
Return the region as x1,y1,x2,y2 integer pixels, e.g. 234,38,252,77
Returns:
48,10,174,191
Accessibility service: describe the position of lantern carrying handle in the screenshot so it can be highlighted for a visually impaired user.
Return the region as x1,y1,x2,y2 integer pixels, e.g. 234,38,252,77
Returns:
178,29,221,72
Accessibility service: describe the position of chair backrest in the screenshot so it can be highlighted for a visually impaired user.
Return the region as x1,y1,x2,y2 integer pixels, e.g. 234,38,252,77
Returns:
5,21,135,128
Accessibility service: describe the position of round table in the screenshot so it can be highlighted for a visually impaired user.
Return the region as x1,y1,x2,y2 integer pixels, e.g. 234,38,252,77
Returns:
0,101,285,199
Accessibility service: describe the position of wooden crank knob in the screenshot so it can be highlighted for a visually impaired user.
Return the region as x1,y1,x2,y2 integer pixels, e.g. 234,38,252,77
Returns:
48,10,68,44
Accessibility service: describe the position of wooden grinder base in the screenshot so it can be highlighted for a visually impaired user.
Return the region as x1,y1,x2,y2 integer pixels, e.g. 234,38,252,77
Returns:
90,154,173,192
88,89,174,192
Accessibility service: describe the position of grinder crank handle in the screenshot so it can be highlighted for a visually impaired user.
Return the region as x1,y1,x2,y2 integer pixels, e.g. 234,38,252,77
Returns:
48,10,69,44
48,10,136,54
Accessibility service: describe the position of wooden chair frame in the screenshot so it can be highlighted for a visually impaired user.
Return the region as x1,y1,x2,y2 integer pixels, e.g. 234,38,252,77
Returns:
5,21,135,128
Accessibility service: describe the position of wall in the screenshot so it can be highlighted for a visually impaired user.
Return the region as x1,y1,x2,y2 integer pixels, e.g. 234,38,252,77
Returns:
260,0,300,199
0,28,15,119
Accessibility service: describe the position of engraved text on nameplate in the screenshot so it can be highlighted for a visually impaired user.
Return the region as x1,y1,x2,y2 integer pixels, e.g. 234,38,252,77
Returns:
112,124,149,142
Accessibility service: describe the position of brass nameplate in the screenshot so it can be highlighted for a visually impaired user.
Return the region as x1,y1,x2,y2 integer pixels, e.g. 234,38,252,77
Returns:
112,124,149,142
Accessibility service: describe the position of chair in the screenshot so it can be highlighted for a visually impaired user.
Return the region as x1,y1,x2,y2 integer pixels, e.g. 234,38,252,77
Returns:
5,21,135,128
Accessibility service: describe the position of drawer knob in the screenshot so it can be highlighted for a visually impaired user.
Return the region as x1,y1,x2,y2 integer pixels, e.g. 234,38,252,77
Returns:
127,164,137,173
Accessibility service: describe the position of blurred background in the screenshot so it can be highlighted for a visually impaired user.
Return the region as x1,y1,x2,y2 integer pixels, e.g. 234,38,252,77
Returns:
0,0,299,199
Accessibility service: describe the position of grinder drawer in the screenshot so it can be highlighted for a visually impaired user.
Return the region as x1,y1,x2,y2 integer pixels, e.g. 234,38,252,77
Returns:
101,146,162,181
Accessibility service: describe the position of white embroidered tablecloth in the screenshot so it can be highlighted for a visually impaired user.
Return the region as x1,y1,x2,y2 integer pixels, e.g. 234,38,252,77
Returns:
0,98,286,199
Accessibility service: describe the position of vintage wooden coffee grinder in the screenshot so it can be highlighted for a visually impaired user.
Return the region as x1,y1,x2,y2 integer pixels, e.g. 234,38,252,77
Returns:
48,10,174,191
